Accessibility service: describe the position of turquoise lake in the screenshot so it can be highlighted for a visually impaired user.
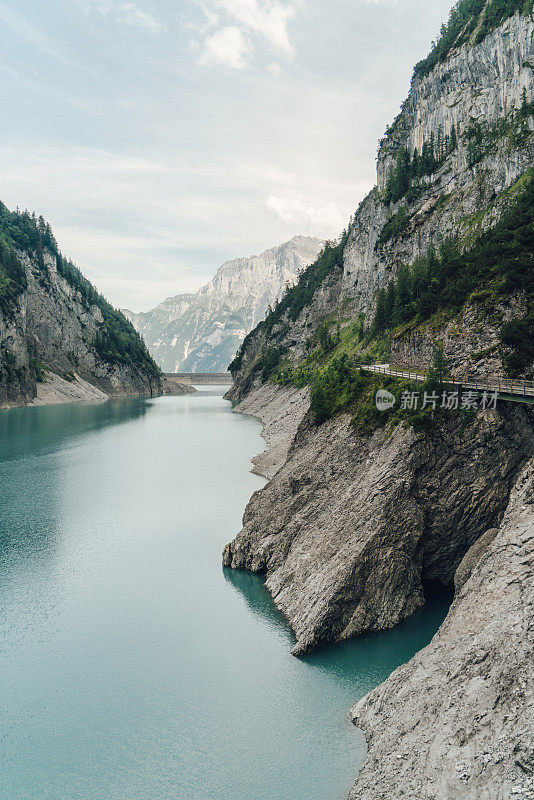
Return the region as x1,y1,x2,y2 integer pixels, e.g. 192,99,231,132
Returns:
0,389,448,800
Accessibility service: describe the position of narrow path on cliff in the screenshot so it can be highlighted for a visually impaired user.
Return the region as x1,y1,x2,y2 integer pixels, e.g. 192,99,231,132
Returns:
361,364,534,401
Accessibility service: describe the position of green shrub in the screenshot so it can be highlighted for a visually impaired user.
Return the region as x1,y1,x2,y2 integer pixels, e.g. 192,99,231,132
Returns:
30,359,48,382
376,206,411,248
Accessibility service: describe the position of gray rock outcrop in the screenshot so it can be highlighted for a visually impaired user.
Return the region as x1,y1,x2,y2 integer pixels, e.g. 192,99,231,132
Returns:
224,386,533,655
349,460,534,800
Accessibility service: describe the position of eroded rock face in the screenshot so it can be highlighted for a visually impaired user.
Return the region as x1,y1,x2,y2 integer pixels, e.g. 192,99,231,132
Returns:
342,13,534,319
224,387,533,655
0,251,160,407
349,460,534,800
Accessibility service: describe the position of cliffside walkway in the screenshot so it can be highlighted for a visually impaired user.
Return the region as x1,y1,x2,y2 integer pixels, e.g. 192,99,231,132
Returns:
358,364,534,403
163,373,232,386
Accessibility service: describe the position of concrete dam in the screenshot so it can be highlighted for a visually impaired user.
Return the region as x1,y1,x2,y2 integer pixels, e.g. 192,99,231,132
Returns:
163,373,233,386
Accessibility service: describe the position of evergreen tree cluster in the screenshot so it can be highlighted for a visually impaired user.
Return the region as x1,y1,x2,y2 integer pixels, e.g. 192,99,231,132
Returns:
414,0,533,80
463,92,534,168
373,172,534,374
0,235,27,319
384,128,458,205
0,202,159,378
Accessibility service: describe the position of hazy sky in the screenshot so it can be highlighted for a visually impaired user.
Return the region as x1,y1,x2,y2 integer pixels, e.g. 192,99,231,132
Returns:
0,0,453,310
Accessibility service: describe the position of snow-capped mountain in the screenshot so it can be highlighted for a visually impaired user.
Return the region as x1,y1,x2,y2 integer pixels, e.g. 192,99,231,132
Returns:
123,235,324,373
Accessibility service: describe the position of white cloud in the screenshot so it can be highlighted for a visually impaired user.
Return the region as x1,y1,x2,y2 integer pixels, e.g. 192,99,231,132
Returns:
197,0,302,69
82,0,164,33
199,25,251,68
117,2,164,33
266,195,345,238
268,61,282,75
216,0,298,55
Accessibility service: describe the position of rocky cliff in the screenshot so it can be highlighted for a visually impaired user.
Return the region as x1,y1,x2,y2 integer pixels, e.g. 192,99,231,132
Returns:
224,386,533,655
0,205,161,408
349,459,534,800
223,4,534,798
124,236,323,373
229,10,533,388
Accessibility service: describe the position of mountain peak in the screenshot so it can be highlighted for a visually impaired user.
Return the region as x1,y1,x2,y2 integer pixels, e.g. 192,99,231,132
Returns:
126,235,325,372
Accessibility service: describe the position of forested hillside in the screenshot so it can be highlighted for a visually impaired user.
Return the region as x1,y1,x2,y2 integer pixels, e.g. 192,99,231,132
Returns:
0,203,160,406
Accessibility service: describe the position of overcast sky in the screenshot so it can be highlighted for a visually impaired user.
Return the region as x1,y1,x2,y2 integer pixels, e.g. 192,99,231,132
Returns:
0,0,453,311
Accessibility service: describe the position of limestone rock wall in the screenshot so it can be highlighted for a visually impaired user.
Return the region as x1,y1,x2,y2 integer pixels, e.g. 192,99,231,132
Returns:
0,250,160,408
342,13,534,322
349,460,534,800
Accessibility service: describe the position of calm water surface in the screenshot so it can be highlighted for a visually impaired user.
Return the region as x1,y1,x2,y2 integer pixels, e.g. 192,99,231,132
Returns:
0,389,448,800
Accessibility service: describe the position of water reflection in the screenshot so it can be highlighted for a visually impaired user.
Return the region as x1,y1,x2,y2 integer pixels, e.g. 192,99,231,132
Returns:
223,567,290,636
0,397,149,463
225,565,450,691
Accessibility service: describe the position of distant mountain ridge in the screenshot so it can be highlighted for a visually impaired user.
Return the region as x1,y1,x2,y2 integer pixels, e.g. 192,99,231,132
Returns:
124,235,324,373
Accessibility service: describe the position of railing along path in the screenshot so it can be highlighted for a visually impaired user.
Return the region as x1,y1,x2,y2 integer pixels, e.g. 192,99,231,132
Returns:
357,364,534,399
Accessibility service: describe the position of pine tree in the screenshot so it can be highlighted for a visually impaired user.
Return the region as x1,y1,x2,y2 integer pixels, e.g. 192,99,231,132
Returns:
427,343,449,388
373,288,388,331
385,281,396,322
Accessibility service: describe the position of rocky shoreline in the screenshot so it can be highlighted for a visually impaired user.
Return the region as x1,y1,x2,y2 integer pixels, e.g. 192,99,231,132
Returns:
227,383,309,478
349,460,534,800
224,385,533,655
225,385,533,798
0,370,195,411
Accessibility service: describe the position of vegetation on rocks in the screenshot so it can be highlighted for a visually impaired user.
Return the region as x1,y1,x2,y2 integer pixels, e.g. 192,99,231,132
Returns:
270,312,463,431
465,94,534,167
384,129,458,205
373,172,534,374
413,0,534,80
0,202,160,378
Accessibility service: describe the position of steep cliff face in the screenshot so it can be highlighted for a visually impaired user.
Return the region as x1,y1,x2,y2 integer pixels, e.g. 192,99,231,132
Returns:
349,460,534,800
224,387,533,655
229,11,533,391
0,206,160,408
344,12,534,309
124,236,323,373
